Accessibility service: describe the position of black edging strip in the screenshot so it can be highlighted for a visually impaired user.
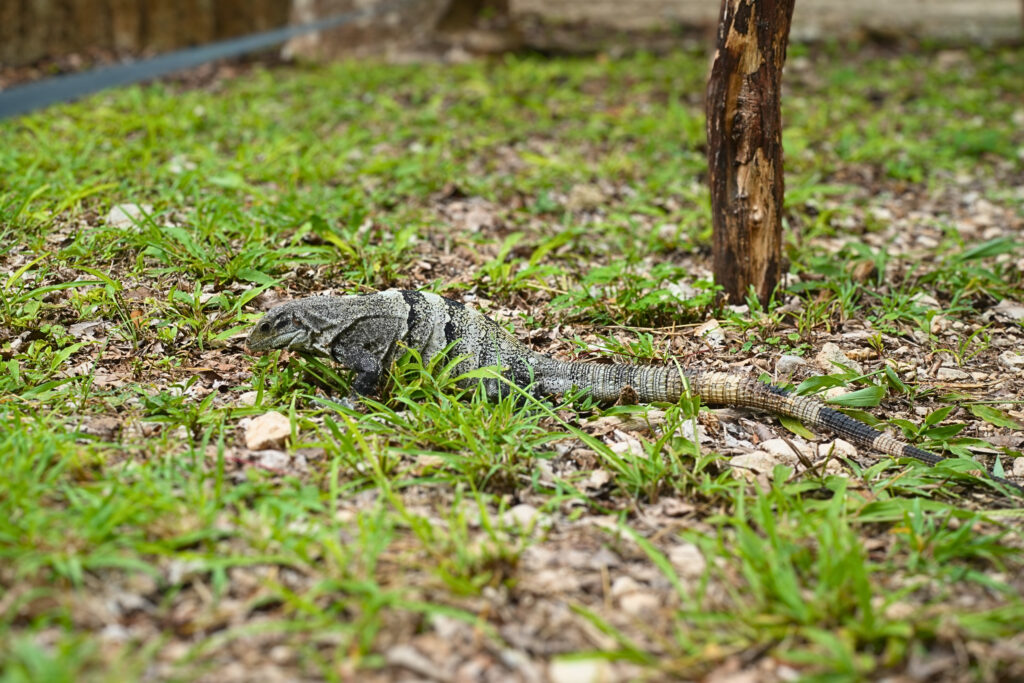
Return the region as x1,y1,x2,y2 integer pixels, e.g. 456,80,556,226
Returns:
0,0,413,120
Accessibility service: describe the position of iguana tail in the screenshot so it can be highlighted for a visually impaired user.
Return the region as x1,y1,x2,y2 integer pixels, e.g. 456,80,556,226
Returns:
535,359,1021,493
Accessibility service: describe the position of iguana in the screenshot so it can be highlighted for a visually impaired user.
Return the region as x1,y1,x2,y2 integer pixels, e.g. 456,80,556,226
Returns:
246,289,1022,494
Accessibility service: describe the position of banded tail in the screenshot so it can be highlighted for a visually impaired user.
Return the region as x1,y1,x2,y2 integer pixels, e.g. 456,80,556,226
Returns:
533,358,1022,494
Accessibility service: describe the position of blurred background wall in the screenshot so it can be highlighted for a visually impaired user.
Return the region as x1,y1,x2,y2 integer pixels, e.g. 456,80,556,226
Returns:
513,0,1022,41
1,0,1020,69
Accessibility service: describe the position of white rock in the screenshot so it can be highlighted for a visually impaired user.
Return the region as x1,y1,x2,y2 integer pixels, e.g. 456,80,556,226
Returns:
929,314,950,334
730,451,786,479
776,354,805,376
385,645,445,680
992,300,1024,321
565,183,605,211
619,590,660,617
99,623,130,642
68,321,105,339
694,319,725,348
935,366,971,381
666,281,699,301
818,438,858,460
1012,458,1024,478
824,386,850,401
236,391,259,406
244,411,291,450
760,438,805,461
105,203,152,229
815,342,863,375
998,351,1024,370
674,419,704,443
658,223,680,242
610,575,641,599
255,449,289,470
884,601,917,621
668,543,706,578
167,155,196,174
549,658,612,683
609,432,646,458
586,469,612,489
502,503,542,528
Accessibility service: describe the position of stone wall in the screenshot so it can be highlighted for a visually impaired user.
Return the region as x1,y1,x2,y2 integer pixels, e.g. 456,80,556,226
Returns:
1,0,291,67
511,0,1022,41
2,0,1018,70
282,0,450,61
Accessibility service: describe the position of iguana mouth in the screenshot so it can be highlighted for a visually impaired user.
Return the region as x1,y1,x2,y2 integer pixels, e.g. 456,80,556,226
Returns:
248,329,303,352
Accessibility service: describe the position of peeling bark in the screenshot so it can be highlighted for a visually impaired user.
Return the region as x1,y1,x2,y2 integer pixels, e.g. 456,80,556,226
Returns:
706,0,795,305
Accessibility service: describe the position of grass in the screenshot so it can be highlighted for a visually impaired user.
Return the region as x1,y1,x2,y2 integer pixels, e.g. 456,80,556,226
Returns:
1,43,1023,680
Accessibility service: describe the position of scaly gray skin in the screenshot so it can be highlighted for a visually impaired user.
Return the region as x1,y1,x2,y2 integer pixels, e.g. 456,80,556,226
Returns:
247,290,1022,494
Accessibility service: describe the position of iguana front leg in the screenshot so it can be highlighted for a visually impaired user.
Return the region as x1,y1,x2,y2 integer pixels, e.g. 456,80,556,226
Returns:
330,345,384,396
329,318,403,397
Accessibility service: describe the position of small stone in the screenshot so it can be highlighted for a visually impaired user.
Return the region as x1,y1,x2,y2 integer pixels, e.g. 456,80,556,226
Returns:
610,575,641,598
461,204,498,232
80,416,121,439
244,411,291,450
105,203,152,229
759,438,804,462
885,601,916,621
930,314,950,334
549,658,611,683
414,454,446,472
668,543,706,578
565,183,605,211
998,351,1024,370
586,469,612,489
619,590,660,617
694,319,725,348
658,223,679,242
167,155,197,174
666,281,699,301
849,260,878,283
609,433,646,458
776,354,805,377
99,623,130,642
815,342,863,375
935,366,971,381
268,645,292,664
502,503,543,529
992,300,1024,321
1012,458,1024,478
386,645,445,680
818,438,858,460
730,451,786,479
824,386,849,401
236,391,259,406
68,321,105,339
255,449,289,470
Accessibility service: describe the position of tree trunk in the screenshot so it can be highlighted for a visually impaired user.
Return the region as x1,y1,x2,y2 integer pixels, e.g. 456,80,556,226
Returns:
706,0,795,306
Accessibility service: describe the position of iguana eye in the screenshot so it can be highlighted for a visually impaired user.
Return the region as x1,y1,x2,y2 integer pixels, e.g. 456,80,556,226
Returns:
259,321,271,333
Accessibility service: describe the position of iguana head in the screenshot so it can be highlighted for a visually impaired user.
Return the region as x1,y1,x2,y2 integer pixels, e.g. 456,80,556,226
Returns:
246,301,312,353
